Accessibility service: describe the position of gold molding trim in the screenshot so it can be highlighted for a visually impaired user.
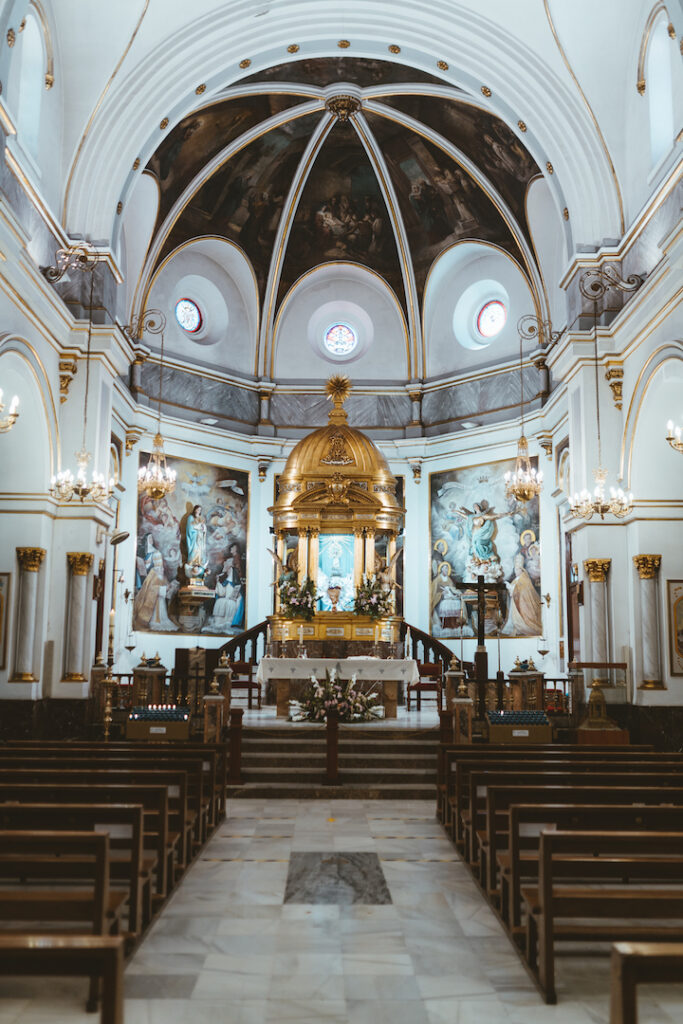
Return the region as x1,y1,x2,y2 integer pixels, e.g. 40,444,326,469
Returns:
6,28,15,48
437,60,448,71
125,426,144,454
67,551,94,576
62,0,150,225
637,3,672,94
583,558,611,583
518,120,527,132
480,85,491,97
605,363,624,409
30,1,55,91
337,40,350,49
17,546,46,572
633,553,661,579
239,59,251,68
544,0,625,233
59,357,77,403
195,83,206,95
287,44,299,54
159,117,169,130
389,45,401,54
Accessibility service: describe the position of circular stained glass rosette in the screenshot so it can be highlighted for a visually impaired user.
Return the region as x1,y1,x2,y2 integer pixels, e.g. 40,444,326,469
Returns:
175,298,202,333
476,300,507,338
324,323,357,355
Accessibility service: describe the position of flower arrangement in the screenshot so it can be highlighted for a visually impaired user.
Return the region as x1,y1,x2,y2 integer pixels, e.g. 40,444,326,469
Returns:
289,668,384,722
354,573,392,619
278,575,317,620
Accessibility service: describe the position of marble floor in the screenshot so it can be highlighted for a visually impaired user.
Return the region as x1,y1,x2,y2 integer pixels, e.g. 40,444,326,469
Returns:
1,799,682,1023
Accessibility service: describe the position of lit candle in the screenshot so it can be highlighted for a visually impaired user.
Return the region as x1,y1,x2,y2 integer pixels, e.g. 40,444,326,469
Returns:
109,608,115,637
460,630,464,666
375,625,379,643
299,625,303,645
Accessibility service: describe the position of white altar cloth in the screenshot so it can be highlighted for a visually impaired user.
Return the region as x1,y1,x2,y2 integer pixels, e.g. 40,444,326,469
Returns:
256,657,420,686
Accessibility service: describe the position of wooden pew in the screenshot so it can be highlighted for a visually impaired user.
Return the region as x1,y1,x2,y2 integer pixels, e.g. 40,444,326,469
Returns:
4,740,229,823
522,831,683,1004
498,797,683,931
0,935,124,1024
0,766,193,874
443,750,681,837
610,942,683,1024
436,744,656,821
0,783,171,899
0,803,148,936
3,743,225,831
0,830,125,1013
463,767,683,865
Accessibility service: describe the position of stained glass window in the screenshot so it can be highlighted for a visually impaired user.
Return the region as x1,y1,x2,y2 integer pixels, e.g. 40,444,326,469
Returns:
324,323,357,355
476,300,507,338
175,298,202,333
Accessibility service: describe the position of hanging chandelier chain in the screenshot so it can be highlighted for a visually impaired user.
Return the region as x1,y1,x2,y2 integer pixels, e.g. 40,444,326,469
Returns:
82,265,96,453
519,326,524,434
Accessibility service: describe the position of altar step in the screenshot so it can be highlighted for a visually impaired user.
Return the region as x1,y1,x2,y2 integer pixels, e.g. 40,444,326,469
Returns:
228,725,438,799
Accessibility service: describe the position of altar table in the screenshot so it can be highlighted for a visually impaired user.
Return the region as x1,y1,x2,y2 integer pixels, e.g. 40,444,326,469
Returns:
256,657,420,718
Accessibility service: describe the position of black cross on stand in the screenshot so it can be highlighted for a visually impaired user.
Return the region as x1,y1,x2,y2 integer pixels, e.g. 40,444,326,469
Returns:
452,574,507,719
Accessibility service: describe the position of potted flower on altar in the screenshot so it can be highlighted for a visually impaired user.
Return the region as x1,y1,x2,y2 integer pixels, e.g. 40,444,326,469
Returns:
278,576,317,620
354,573,393,619
289,669,384,722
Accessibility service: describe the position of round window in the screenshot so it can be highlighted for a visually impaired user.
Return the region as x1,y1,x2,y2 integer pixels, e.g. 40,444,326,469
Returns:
175,298,203,333
476,300,507,338
324,323,358,356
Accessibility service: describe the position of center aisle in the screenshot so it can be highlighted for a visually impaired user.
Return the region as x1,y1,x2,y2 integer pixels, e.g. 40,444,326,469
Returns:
120,798,669,1024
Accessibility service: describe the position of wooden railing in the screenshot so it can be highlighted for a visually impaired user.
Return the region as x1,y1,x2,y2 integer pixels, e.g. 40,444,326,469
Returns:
399,621,471,676
219,620,268,663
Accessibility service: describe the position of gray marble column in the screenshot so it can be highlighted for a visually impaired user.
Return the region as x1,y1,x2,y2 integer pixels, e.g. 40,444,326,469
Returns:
64,552,94,682
583,558,611,683
12,547,46,681
633,554,663,689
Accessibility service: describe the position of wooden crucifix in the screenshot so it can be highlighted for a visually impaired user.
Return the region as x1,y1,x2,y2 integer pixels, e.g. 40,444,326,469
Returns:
452,574,507,719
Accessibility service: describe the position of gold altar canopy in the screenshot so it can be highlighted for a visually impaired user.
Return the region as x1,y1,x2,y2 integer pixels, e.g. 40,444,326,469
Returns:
269,376,405,645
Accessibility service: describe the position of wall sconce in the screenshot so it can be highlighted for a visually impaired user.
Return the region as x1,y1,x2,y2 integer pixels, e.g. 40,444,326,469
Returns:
0,388,19,433
408,458,422,484
258,457,272,482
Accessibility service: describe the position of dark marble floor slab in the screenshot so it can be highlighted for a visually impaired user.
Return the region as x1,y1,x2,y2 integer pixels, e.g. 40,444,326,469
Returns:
284,852,392,905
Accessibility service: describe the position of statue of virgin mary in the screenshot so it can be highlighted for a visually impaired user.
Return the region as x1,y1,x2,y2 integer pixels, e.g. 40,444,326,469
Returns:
185,504,208,583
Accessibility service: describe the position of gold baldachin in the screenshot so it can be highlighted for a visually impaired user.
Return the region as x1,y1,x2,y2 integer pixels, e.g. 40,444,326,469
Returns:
17,547,46,572
583,558,611,583
633,554,661,580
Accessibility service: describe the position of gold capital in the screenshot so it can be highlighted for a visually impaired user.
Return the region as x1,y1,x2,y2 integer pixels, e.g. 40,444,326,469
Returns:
67,552,94,576
633,554,661,580
583,558,611,583
17,547,46,572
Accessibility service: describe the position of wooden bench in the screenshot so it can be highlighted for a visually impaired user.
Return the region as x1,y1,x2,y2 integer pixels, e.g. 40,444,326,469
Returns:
0,935,124,1024
0,830,126,1012
610,941,683,1024
436,744,656,822
522,830,683,1004
0,803,148,937
462,767,683,865
0,782,171,900
498,797,683,931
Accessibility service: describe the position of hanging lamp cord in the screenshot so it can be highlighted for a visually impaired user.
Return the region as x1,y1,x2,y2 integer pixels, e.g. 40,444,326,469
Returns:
157,324,164,432
519,329,525,436
593,297,602,467
81,265,95,452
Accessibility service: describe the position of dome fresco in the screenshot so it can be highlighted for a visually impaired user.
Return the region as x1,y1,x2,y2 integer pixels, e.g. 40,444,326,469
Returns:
144,56,541,331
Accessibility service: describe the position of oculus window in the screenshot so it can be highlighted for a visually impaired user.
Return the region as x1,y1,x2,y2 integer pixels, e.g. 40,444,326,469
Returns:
324,323,358,356
175,298,203,333
476,300,507,339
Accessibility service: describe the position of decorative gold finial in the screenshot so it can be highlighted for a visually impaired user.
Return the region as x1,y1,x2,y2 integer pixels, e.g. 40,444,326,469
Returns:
325,375,351,425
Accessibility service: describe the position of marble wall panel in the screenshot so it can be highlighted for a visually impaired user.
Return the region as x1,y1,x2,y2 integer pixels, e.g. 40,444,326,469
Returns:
141,364,260,425
270,392,412,430
422,365,538,426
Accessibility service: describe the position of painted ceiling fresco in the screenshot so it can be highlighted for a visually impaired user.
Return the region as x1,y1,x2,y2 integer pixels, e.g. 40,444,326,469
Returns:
377,95,540,235
157,113,320,295
240,57,449,89
145,59,541,333
277,120,404,309
146,94,309,230
365,112,525,297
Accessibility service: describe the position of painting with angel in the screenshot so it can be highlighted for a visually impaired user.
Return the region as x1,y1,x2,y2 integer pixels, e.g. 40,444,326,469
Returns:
429,459,542,639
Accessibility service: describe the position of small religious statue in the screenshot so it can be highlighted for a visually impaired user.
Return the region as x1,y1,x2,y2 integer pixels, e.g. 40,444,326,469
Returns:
185,504,208,586
378,548,403,602
267,545,298,586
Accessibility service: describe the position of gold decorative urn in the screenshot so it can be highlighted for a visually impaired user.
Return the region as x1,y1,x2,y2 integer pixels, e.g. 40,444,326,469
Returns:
268,376,405,651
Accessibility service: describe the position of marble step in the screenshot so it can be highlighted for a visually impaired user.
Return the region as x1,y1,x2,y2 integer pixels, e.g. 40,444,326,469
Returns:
227,782,436,799
240,766,435,785
241,751,435,769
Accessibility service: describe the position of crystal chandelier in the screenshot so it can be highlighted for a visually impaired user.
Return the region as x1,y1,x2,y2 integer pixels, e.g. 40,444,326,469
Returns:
44,245,113,503
129,310,176,500
568,267,641,521
0,388,19,432
505,319,543,503
666,420,683,453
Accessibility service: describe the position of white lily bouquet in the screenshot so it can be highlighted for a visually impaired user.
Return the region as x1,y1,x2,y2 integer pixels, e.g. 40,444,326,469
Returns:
289,668,385,722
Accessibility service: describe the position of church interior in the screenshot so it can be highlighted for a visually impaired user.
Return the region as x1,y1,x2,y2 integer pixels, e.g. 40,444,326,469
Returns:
0,0,682,1020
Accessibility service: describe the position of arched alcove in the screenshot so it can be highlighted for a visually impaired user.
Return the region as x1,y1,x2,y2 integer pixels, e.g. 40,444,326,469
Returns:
525,177,567,330
0,345,55,490
15,7,46,160
645,14,675,167
628,354,683,498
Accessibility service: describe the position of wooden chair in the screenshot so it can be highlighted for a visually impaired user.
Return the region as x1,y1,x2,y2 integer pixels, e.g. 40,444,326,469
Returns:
407,662,442,711
610,941,683,1024
230,659,261,709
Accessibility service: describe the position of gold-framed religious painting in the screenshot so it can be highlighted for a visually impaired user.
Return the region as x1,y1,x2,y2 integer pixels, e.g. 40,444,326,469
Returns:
429,459,542,639
667,580,683,676
134,456,249,636
0,573,10,669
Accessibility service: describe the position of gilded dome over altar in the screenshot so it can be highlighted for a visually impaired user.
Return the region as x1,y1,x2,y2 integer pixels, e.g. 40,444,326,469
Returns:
271,376,403,533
